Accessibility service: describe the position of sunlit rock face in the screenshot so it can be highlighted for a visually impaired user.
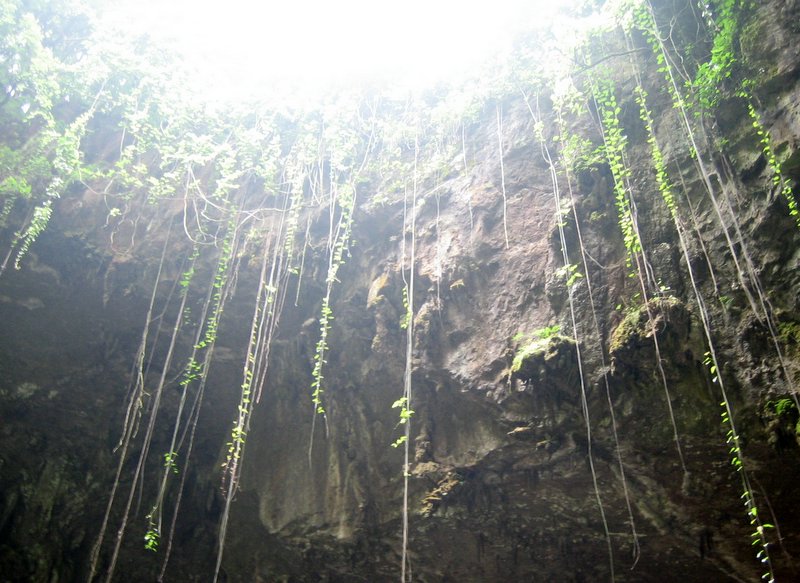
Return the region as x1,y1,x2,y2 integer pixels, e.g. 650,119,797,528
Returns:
2,1,800,582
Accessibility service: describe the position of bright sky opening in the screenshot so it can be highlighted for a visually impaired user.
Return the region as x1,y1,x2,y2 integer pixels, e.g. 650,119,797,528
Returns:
102,0,573,101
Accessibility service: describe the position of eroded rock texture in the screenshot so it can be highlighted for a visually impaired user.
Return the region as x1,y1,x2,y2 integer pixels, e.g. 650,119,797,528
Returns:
2,1,800,582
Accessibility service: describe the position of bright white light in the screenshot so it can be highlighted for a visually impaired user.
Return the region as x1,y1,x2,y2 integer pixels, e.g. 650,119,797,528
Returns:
102,0,568,101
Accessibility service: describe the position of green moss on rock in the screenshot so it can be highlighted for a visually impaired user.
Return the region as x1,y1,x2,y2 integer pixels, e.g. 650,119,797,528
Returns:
609,296,685,356
511,334,577,383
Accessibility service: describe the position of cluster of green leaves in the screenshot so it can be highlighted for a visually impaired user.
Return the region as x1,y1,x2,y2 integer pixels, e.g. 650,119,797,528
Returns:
163,451,179,475
0,0,101,269
143,525,159,553
691,0,739,109
390,396,414,448
512,324,561,345
629,0,749,112
556,262,584,288
777,320,800,346
558,134,604,173
765,397,800,437
399,285,411,330
226,415,247,466
703,351,719,383
178,247,200,291
689,0,755,111
767,397,797,418
535,324,562,339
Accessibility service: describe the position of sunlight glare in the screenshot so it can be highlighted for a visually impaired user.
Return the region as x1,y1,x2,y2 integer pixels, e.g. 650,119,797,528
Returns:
103,0,569,100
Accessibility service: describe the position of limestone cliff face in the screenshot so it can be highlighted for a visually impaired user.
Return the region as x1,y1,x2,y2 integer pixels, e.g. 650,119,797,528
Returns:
2,1,800,582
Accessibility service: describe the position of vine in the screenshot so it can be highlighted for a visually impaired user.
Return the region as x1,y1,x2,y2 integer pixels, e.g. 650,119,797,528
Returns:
637,0,766,318
690,0,750,111
626,7,780,576
745,99,800,228
398,124,419,583
157,222,241,580
592,69,688,475
592,76,641,272
307,100,375,461
556,104,644,569
0,1,797,582
526,92,616,578
704,353,776,582
1,98,99,274
89,223,178,582
309,181,356,422
215,213,290,583
496,103,510,249
640,0,800,406
144,243,201,557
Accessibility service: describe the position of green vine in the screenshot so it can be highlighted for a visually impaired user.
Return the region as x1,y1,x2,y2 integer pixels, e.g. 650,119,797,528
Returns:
690,0,750,111
399,284,411,330
704,351,775,582
593,76,641,269
745,100,800,228
390,396,414,449
311,299,333,414
310,180,358,416
634,84,678,217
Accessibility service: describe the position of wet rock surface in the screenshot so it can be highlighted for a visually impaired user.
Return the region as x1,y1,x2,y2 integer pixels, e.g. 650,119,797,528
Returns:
2,2,800,582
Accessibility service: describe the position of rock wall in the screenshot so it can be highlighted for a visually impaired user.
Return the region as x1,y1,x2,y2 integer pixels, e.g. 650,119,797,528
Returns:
2,1,800,582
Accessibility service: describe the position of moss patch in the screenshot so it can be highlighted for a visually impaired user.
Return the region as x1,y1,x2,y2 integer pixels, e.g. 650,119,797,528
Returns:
511,334,577,384
609,296,684,355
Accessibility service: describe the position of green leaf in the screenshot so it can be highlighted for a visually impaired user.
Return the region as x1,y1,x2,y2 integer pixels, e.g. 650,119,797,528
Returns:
392,397,408,409
391,435,407,448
